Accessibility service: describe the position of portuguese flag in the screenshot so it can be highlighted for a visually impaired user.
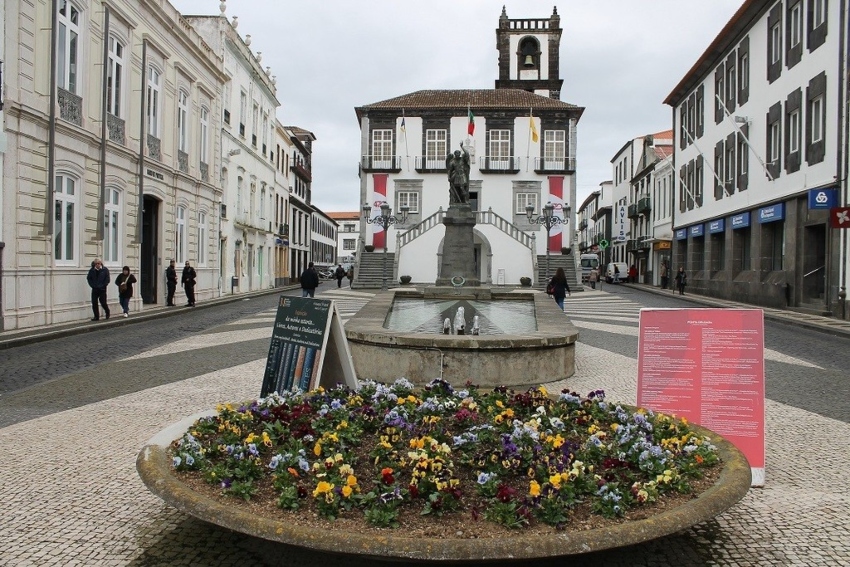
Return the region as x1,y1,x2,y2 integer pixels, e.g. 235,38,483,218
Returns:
467,107,475,136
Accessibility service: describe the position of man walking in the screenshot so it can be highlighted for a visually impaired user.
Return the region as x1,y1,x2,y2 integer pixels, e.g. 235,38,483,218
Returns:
334,264,346,288
300,262,319,298
166,259,178,306
86,258,111,321
181,260,197,306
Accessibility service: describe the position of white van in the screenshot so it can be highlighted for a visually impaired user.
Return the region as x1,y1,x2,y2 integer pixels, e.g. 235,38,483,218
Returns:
605,262,629,283
580,254,600,282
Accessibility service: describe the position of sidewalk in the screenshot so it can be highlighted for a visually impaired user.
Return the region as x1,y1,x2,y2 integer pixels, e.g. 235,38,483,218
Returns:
620,281,850,339
0,285,299,351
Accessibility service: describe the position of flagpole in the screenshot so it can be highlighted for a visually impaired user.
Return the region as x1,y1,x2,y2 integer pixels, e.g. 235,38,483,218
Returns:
402,109,409,172
526,107,532,172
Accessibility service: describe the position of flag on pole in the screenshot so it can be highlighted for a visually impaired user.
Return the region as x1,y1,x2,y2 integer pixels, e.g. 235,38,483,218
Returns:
530,109,539,143
467,107,475,136
400,116,406,132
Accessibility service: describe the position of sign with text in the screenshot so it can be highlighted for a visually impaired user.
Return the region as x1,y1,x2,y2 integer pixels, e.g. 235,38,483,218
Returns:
637,308,765,486
260,296,357,397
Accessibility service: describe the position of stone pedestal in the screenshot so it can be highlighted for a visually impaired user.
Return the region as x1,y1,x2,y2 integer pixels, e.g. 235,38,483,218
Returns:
436,204,480,287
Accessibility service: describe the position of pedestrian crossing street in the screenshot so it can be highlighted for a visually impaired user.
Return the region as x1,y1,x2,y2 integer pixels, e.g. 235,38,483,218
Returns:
135,288,818,370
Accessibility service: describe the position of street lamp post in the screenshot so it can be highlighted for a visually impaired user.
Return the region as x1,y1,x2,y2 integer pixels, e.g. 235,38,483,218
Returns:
362,202,409,291
526,201,569,282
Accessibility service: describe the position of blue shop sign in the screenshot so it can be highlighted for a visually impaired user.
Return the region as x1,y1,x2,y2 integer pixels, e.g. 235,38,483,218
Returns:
758,203,785,223
675,228,688,240
708,219,725,233
689,224,704,237
730,212,750,229
808,188,838,209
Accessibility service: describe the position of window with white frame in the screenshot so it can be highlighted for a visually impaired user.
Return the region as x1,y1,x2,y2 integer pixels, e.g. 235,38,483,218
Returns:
811,95,824,142
200,106,209,164
425,129,447,168
54,174,78,263
57,0,81,94
239,91,247,132
236,176,244,217
812,0,826,27
790,2,802,47
260,186,266,219
343,238,356,251
176,206,186,263
178,90,189,153
726,62,736,103
147,66,161,138
770,24,781,64
252,103,259,146
543,130,566,169
489,129,511,168
725,143,735,184
515,192,538,214
372,129,393,167
344,223,356,232
198,211,207,266
738,137,748,175
739,53,749,92
397,191,419,214
106,36,123,116
789,109,801,153
104,188,120,264
770,121,781,163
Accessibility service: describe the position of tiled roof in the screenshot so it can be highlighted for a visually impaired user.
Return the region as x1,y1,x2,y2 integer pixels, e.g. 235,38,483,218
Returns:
652,129,673,139
655,145,674,159
356,89,583,119
326,212,360,220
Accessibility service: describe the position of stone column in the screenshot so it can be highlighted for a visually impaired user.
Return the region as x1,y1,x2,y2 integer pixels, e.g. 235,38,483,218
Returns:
436,204,480,287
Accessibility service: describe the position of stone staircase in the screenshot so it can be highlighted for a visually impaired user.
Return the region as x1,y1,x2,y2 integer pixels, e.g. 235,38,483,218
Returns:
535,253,583,292
352,251,395,289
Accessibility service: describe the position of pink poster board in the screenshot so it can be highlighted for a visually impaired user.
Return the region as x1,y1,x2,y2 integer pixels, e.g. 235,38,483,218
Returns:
637,308,765,486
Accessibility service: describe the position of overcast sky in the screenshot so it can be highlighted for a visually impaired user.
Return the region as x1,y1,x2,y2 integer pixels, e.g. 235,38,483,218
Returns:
171,0,743,213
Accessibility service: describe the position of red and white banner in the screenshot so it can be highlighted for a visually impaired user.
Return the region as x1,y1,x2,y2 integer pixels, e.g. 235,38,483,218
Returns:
829,206,850,229
637,308,765,486
370,174,388,249
547,176,565,252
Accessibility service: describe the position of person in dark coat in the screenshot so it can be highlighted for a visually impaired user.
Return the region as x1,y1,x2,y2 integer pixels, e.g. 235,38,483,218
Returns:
115,266,137,317
300,262,319,298
547,267,571,311
181,261,197,306
86,258,111,321
335,264,346,288
674,266,687,295
166,259,178,306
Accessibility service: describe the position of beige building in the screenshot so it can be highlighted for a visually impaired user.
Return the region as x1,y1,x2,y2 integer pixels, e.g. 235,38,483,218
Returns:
2,0,226,330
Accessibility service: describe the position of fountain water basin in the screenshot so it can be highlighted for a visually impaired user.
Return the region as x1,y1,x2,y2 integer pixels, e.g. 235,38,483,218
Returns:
345,288,578,388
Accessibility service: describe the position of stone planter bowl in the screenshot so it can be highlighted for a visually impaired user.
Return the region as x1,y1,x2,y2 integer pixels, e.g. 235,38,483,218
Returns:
399,275,412,285
137,411,751,562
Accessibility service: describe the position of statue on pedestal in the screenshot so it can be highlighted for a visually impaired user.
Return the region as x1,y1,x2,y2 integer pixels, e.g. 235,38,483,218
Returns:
446,143,470,205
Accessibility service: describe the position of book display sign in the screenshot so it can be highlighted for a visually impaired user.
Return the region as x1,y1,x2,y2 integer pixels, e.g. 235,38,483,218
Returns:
637,308,765,487
260,296,357,397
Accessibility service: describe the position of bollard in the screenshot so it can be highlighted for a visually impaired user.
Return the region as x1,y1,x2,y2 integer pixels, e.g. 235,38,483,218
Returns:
839,287,847,320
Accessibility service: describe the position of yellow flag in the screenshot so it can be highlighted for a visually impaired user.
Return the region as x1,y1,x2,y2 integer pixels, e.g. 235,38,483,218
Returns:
530,111,539,143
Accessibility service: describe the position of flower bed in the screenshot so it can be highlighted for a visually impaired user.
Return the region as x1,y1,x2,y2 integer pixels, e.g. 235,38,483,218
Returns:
168,379,721,534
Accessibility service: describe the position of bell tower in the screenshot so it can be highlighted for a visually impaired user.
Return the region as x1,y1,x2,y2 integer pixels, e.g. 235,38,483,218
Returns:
495,6,563,100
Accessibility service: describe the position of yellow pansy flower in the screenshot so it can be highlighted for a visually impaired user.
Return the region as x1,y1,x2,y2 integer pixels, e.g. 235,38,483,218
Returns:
529,480,541,497
342,485,352,498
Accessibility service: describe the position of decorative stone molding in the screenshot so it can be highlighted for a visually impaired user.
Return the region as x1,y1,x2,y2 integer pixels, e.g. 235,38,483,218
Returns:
147,135,162,161
107,114,125,145
178,150,189,173
58,88,82,126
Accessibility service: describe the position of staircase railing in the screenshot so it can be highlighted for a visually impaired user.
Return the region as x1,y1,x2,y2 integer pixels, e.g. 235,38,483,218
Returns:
398,208,445,248
474,207,535,249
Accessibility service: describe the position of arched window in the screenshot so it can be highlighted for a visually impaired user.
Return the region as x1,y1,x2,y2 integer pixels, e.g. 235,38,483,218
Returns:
519,37,540,69
54,174,79,264
103,188,121,264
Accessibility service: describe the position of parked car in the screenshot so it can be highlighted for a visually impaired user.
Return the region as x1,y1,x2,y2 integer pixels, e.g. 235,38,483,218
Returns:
318,268,336,280
605,262,629,284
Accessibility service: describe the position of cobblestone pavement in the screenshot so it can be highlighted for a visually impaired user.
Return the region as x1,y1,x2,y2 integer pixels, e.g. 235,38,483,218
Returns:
1,287,848,566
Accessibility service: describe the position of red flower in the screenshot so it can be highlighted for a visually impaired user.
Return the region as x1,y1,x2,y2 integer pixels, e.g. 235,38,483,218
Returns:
381,467,395,485
409,484,419,499
495,483,517,503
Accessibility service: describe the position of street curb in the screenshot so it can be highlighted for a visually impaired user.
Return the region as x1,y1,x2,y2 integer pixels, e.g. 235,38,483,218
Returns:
0,286,299,351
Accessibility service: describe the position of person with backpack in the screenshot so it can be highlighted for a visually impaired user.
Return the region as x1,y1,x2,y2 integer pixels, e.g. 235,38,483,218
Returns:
546,267,571,311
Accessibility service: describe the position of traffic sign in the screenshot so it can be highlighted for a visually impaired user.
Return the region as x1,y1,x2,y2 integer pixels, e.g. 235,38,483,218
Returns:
599,239,609,249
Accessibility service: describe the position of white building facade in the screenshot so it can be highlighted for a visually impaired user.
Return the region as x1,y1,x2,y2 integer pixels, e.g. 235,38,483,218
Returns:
2,0,225,330
288,127,316,282
665,0,847,313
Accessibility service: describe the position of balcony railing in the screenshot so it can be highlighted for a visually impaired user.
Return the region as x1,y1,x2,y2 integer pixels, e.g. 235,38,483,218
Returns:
637,236,651,250
58,88,82,126
578,219,587,230
292,162,312,182
533,156,576,173
626,239,639,253
637,195,652,215
479,156,520,173
107,114,125,144
360,155,402,172
414,156,447,173
177,150,189,173
627,204,639,219
147,135,162,161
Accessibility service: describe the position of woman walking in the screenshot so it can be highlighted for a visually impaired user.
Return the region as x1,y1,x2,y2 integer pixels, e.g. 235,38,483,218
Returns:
115,266,137,317
674,266,687,295
547,267,571,311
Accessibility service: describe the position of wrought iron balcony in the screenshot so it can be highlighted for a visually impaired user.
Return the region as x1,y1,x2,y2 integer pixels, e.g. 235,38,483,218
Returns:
360,155,402,172
627,204,639,219
107,114,125,144
292,162,312,181
533,156,576,173
414,156,447,173
147,135,162,161
637,195,652,215
178,150,189,173
478,156,520,173
637,236,651,250
578,219,588,230
58,88,82,126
